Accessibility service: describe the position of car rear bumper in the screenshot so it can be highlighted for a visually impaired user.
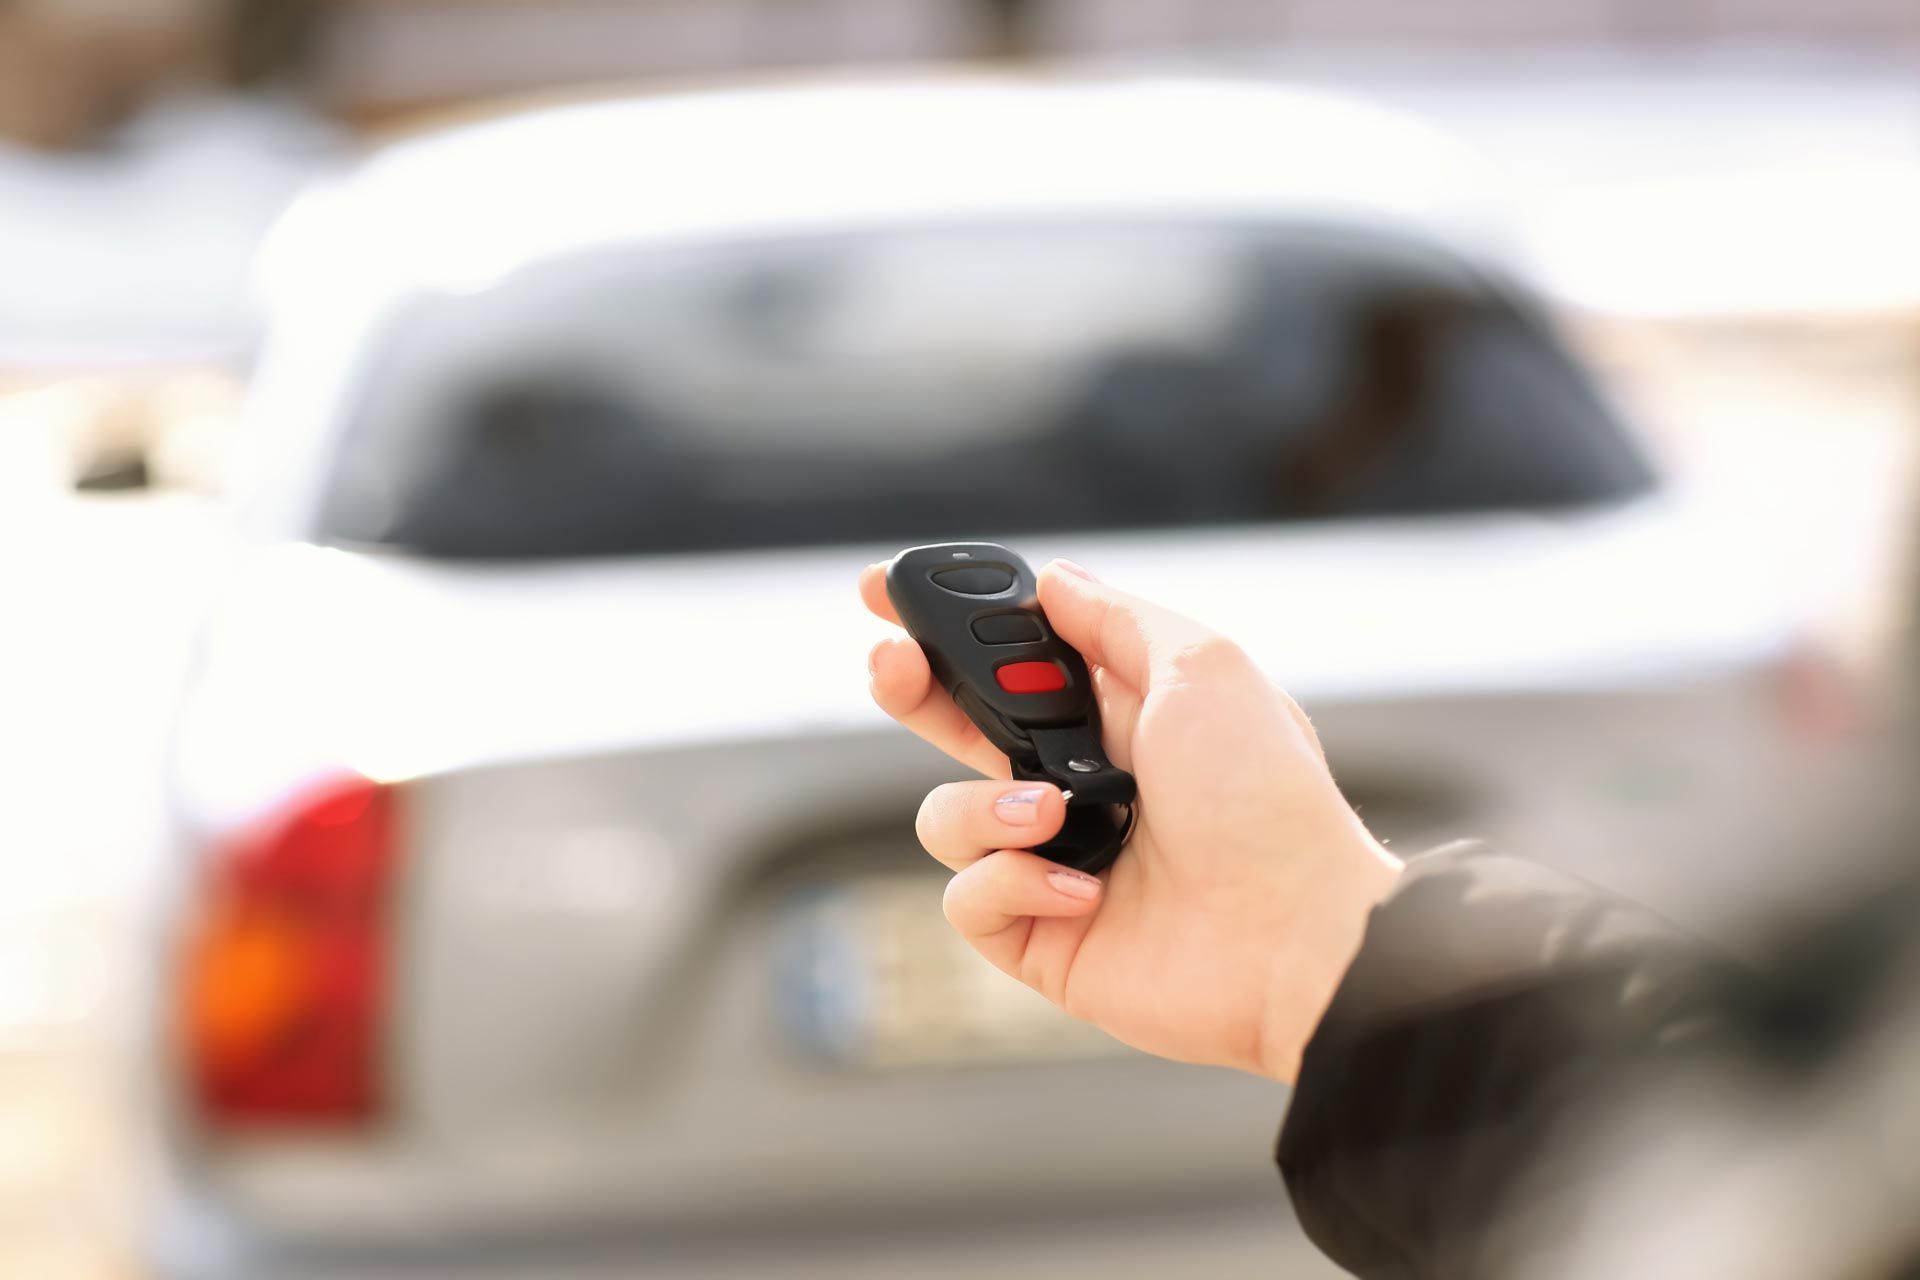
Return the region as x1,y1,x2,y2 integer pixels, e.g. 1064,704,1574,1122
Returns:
154,1194,1341,1280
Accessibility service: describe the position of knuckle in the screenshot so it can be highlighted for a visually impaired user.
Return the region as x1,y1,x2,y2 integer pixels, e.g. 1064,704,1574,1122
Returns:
940,869,972,927
1167,632,1250,683
913,786,954,852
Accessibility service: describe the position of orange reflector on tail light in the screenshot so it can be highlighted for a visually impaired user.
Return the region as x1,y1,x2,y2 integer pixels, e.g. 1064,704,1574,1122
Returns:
179,775,399,1129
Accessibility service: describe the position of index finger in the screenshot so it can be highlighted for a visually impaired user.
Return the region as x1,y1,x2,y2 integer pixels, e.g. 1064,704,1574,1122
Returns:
868,633,1011,779
861,560,1009,779
859,562,902,626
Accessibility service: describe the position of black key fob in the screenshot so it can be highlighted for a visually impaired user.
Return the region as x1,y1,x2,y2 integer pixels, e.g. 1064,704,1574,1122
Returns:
886,542,1136,875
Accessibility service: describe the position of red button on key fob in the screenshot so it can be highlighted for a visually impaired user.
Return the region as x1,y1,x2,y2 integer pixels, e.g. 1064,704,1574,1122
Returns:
995,661,1067,694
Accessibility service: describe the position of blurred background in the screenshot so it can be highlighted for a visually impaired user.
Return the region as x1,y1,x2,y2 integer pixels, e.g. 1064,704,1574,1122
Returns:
4,1,1919,1277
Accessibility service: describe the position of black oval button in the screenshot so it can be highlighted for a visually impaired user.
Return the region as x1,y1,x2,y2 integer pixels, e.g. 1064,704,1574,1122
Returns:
931,566,1015,596
971,613,1044,645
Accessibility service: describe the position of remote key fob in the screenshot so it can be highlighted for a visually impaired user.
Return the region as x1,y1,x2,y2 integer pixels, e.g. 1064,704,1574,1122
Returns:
886,542,1136,875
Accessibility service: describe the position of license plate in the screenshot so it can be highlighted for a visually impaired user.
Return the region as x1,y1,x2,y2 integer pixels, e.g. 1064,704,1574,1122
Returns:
773,873,1124,1069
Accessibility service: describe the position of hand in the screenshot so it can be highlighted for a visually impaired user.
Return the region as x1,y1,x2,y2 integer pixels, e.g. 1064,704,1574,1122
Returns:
859,558,1402,1083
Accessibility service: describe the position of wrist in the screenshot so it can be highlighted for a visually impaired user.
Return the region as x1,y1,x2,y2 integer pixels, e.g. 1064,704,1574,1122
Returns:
1254,827,1403,1083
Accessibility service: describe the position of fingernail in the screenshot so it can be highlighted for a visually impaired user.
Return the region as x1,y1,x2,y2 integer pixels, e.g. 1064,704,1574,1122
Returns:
1048,869,1102,900
1049,558,1095,581
994,786,1049,825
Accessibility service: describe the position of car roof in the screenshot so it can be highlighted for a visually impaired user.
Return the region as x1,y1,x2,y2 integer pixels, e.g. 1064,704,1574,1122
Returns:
261,73,1510,300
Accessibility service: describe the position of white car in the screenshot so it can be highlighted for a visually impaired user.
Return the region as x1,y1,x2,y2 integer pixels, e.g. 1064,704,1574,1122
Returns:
149,75,1814,1276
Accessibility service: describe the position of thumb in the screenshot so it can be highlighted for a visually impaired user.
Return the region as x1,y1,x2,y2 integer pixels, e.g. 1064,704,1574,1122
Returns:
1036,561,1220,691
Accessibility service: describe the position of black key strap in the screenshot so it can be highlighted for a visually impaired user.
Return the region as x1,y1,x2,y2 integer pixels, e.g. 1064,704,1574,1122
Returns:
1022,723,1137,808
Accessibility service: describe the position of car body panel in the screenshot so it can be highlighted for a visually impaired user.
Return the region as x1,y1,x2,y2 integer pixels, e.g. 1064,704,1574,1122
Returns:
172,503,1792,824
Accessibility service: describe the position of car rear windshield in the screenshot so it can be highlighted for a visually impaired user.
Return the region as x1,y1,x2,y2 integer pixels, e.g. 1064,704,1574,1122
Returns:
314,221,1654,559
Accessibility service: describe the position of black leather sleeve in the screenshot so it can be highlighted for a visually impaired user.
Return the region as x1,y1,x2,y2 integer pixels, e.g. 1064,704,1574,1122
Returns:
1277,842,1729,1278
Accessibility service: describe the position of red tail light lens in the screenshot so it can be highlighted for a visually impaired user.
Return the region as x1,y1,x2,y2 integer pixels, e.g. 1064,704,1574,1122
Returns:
1773,643,1866,744
179,775,400,1129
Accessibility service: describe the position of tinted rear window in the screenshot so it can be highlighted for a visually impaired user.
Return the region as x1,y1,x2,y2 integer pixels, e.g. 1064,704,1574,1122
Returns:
316,222,1652,559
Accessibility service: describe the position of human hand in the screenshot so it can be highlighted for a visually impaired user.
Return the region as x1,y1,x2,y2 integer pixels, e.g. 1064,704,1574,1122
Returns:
859,558,1402,1083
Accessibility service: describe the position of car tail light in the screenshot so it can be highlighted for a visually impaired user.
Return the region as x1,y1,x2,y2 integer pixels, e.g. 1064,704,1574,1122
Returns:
178,774,400,1129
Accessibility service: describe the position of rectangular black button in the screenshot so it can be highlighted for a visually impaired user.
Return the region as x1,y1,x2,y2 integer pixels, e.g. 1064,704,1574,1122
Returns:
932,565,1016,596
971,613,1044,645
